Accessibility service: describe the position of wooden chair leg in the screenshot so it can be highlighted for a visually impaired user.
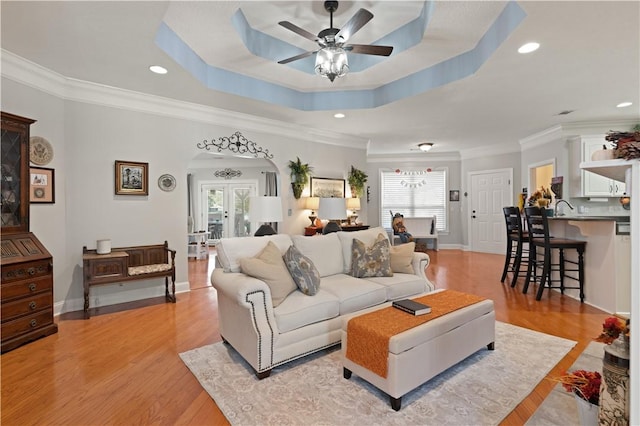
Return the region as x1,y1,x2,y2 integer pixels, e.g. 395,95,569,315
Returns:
536,248,551,301
511,242,523,288
501,239,513,283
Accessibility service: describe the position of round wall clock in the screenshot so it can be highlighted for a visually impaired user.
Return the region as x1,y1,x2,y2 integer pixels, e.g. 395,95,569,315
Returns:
158,174,176,192
29,136,54,165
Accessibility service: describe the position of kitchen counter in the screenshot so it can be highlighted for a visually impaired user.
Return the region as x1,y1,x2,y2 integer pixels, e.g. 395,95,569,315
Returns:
548,219,630,314
550,215,629,222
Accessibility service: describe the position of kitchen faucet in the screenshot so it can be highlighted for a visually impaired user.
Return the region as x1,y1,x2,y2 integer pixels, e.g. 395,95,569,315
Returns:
554,199,574,216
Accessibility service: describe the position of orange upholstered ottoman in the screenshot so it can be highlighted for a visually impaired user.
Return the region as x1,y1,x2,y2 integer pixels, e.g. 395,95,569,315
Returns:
341,290,495,411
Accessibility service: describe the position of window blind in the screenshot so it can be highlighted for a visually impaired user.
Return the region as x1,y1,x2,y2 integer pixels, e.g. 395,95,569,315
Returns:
380,169,447,231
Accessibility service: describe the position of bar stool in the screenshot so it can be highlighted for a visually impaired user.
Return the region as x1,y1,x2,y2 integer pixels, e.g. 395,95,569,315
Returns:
500,207,529,288
523,206,586,302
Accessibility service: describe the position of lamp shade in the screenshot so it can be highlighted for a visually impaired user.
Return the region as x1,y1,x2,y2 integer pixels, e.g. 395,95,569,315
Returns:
318,197,347,221
304,197,320,211
249,196,283,223
346,198,361,211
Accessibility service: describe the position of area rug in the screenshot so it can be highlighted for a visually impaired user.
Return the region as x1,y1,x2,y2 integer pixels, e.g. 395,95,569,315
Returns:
180,322,576,426
525,341,605,425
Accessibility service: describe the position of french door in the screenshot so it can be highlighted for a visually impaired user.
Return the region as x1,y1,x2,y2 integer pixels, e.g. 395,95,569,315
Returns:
201,182,257,243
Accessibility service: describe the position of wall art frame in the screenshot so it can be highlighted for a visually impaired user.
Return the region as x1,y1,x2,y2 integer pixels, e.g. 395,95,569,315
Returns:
310,177,345,198
115,160,148,195
30,166,55,203
450,190,460,202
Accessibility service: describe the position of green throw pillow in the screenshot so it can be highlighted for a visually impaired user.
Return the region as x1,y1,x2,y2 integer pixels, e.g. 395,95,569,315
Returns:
283,245,320,296
350,233,393,278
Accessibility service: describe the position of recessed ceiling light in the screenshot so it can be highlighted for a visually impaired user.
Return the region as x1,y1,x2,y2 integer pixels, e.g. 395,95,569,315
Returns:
518,42,540,54
418,142,433,152
149,65,168,74
616,102,633,108
334,113,345,119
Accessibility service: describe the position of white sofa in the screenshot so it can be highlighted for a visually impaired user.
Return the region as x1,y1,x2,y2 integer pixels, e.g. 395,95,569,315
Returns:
211,227,435,378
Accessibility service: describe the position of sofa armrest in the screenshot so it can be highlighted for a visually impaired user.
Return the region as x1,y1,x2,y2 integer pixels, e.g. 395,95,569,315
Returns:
412,252,436,292
211,269,280,374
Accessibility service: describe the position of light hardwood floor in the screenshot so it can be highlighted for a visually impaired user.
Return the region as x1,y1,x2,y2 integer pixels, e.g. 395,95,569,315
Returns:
1,249,608,425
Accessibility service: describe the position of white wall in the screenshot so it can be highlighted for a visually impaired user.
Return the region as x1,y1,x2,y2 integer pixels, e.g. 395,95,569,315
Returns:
1,77,366,314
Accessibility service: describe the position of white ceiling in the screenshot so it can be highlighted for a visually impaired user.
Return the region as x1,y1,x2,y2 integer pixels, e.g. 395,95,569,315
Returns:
1,1,639,157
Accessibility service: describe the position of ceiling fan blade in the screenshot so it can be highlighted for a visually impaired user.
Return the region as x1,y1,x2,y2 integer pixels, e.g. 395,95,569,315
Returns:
278,21,319,43
278,50,316,65
336,8,373,43
345,44,393,56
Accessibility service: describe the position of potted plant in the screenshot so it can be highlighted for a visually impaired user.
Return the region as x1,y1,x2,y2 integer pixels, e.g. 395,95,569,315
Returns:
348,166,368,198
288,157,312,199
555,369,601,425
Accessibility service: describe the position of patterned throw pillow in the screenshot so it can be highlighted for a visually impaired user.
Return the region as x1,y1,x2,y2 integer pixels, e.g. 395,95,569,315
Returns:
350,233,393,278
283,245,321,296
239,241,297,307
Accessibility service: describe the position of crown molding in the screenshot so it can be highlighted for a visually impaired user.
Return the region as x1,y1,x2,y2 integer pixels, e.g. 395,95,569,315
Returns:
1,49,368,149
460,141,521,160
519,125,563,150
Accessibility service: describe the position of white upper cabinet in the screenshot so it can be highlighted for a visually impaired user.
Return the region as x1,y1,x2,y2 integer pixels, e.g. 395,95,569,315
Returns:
571,136,626,197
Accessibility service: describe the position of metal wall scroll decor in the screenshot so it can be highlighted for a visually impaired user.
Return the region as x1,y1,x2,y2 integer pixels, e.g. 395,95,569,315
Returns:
214,168,242,179
197,131,274,159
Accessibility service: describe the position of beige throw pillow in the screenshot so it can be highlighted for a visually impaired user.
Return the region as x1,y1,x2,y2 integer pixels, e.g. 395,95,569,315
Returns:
239,241,297,307
389,242,415,274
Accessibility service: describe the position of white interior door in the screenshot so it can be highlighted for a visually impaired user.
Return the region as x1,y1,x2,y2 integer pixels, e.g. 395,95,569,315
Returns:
201,182,257,243
469,169,512,254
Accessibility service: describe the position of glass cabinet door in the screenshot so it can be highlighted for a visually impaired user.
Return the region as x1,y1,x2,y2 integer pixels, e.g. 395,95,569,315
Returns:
1,112,35,234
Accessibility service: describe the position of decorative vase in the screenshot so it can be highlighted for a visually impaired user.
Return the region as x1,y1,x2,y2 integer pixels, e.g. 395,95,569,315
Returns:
599,334,630,425
291,183,304,199
574,394,599,426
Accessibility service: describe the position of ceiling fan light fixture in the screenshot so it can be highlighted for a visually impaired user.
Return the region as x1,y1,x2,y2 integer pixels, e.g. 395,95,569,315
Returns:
418,142,434,152
315,47,349,82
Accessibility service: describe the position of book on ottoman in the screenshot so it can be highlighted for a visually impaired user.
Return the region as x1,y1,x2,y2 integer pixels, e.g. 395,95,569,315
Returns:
392,299,431,315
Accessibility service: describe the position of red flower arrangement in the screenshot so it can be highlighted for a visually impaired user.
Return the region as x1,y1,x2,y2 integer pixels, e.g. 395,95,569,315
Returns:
556,370,602,405
595,316,629,344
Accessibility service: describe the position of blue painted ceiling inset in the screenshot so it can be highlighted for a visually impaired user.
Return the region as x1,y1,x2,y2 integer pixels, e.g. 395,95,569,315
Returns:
155,1,526,112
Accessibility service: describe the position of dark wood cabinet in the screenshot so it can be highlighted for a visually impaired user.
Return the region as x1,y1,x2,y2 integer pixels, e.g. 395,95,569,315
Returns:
1,112,34,233
1,112,58,352
1,232,57,353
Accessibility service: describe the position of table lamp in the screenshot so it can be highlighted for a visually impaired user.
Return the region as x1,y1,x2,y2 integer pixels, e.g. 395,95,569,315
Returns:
346,198,360,225
249,196,283,236
318,197,347,234
304,197,320,226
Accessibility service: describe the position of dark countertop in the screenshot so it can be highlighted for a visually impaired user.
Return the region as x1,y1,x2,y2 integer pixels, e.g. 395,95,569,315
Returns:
549,215,630,222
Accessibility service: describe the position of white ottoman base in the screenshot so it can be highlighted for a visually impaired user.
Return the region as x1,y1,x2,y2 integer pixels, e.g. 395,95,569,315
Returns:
341,299,495,411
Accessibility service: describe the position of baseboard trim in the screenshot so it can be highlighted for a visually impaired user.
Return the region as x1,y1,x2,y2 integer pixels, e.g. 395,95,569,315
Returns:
53,281,191,316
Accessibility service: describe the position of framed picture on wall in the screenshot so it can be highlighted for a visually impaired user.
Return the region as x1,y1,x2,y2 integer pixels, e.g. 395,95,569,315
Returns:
449,190,460,202
310,177,345,198
30,167,55,203
115,160,149,195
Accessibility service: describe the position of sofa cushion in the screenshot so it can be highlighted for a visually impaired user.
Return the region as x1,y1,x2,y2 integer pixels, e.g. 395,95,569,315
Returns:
364,274,429,301
283,245,320,296
320,274,387,315
239,241,297,307
216,234,293,273
337,227,390,274
389,242,415,274
291,233,344,277
350,233,393,278
274,289,340,333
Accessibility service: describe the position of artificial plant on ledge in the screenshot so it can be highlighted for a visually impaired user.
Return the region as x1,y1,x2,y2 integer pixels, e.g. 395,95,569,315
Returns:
288,157,313,199
348,166,368,198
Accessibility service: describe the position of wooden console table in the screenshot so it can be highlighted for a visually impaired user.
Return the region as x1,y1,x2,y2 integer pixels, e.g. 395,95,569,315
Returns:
82,242,176,319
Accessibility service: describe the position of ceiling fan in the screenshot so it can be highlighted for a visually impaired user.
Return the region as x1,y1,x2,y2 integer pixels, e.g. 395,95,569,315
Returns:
277,1,394,82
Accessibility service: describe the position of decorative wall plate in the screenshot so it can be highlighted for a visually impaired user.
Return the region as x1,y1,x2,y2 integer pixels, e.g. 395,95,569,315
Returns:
158,174,176,192
29,136,54,165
